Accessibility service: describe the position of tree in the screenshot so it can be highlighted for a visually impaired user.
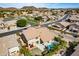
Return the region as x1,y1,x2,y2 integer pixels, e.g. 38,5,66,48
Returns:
16,19,27,27
69,41,79,48
20,46,32,56
34,16,43,21
65,10,72,14
54,36,61,42
64,41,79,56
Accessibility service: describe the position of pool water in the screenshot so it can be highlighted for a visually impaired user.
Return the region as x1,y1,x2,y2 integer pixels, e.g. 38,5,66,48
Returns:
47,42,57,50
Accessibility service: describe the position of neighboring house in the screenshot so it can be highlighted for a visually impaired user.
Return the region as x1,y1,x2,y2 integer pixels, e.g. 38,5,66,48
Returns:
68,24,79,33
13,13,19,17
69,14,79,22
59,22,70,28
4,20,17,30
0,34,19,56
22,27,56,51
8,46,20,56
42,15,49,22
0,20,4,29
51,23,65,30
22,12,27,16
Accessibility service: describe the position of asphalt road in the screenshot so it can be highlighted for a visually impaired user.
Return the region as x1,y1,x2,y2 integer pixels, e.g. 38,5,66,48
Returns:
0,27,29,37
41,14,70,27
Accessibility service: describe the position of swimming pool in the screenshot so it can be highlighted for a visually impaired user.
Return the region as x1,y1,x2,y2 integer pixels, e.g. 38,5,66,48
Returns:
47,42,58,50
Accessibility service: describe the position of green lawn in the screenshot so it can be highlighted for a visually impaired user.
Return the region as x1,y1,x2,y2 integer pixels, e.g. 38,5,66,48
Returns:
16,17,39,27
25,17,39,26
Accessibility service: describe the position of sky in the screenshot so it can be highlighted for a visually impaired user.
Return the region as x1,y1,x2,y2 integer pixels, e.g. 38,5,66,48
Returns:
0,3,79,8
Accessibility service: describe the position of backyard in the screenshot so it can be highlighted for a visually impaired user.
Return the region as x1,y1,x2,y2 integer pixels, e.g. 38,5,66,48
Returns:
42,36,67,56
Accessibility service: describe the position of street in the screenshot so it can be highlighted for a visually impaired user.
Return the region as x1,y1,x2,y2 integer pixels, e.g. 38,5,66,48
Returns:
41,14,70,27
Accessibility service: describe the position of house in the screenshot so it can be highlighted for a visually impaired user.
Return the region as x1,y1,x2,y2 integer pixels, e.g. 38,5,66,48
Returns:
3,20,17,30
0,34,19,56
8,46,20,56
68,14,79,22
59,22,70,27
22,27,56,51
0,20,4,29
42,15,49,22
68,24,79,33
51,23,65,30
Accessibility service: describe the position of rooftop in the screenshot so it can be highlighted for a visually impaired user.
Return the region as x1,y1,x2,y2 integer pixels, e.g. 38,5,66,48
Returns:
69,14,79,20
22,27,55,42
59,22,70,27
0,34,19,56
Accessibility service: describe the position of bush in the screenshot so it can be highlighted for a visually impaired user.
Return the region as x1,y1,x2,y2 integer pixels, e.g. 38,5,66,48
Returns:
34,16,42,21
25,17,39,26
69,41,79,48
16,19,27,27
20,46,32,56
65,41,79,56
54,37,61,42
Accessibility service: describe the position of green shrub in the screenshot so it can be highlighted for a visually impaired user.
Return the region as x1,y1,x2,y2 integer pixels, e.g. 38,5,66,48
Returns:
54,36,61,42
16,19,27,27
34,16,42,21
20,46,32,56
69,41,79,48
25,17,39,26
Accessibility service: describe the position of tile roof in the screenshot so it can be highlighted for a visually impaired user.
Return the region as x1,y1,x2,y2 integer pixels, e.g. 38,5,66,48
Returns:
22,27,55,42
0,34,19,56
